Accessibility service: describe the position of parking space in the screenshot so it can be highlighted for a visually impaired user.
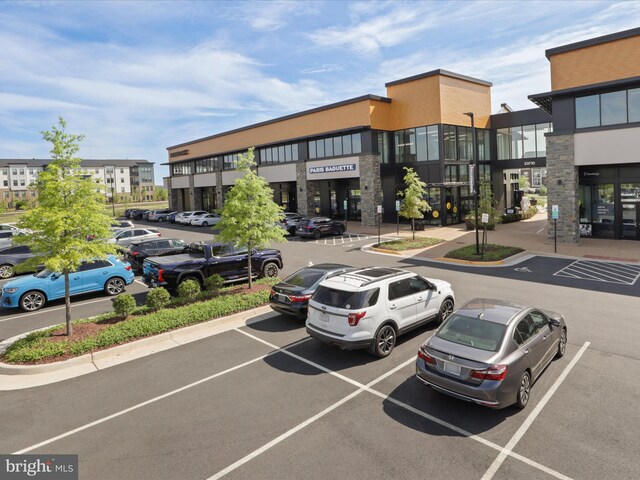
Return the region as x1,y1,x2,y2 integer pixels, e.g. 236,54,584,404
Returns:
554,259,640,285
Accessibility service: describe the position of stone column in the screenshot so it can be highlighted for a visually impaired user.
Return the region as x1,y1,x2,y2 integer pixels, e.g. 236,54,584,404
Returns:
296,162,315,216
359,154,382,227
546,134,580,244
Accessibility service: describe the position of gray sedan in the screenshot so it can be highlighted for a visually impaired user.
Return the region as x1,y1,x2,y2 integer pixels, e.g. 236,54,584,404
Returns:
415,298,567,409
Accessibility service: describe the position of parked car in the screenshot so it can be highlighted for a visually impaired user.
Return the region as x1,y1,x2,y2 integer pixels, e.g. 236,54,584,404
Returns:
107,227,160,248
306,267,455,358
0,245,39,279
124,238,190,271
141,210,152,221
123,209,136,218
142,242,282,293
191,213,222,227
0,224,28,239
126,209,144,219
279,213,303,235
167,212,180,223
270,264,353,319
176,211,208,225
130,210,149,220
415,298,567,409
112,220,135,230
148,209,174,222
0,256,135,312
295,217,345,239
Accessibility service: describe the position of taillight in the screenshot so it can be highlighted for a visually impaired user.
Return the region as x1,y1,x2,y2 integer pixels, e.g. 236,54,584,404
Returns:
347,311,366,326
289,294,312,303
306,226,313,230
157,269,164,282
470,364,508,381
156,233,161,236
270,289,276,297
124,265,132,271
130,251,140,256
417,346,436,365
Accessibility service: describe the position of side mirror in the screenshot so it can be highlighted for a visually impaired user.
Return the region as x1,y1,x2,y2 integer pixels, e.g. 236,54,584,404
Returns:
51,273,60,280
549,317,561,327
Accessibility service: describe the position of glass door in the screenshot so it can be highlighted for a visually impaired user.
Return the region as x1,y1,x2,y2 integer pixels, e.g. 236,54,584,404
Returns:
591,184,615,238
621,183,640,240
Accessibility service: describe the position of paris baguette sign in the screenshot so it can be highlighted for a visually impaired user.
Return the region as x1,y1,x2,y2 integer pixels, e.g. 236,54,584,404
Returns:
308,164,356,174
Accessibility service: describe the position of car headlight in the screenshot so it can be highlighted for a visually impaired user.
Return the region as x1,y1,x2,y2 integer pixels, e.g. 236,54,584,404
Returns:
3,288,18,294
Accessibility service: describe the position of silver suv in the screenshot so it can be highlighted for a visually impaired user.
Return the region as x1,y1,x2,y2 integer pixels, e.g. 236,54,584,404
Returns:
306,267,455,358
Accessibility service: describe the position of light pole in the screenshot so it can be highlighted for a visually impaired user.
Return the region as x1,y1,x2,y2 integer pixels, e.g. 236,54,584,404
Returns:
109,173,115,216
463,112,480,255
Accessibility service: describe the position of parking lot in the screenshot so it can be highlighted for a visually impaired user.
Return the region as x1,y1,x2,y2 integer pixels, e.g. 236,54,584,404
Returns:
1,218,639,479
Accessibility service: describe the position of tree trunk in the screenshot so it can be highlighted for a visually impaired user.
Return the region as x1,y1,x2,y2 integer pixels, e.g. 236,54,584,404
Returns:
247,242,252,289
64,271,72,336
412,218,416,240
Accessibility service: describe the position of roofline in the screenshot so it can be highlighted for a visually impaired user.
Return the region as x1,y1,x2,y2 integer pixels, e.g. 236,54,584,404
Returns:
545,27,640,59
166,94,391,150
385,69,492,88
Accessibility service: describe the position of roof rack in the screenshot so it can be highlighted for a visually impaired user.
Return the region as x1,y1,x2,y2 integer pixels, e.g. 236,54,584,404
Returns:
361,269,408,287
331,267,409,287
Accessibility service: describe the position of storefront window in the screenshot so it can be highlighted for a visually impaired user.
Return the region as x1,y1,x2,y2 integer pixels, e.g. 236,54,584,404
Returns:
601,91,627,126
592,184,615,238
416,127,427,161
523,124,536,158
427,125,439,161
443,125,457,160
510,126,523,159
424,188,442,225
576,95,600,128
497,128,510,160
476,129,490,161
629,88,640,123
457,127,473,161
621,183,640,239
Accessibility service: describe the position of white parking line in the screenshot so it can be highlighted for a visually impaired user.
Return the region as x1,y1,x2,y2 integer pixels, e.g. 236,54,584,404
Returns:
480,341,590,480
235,328,582,480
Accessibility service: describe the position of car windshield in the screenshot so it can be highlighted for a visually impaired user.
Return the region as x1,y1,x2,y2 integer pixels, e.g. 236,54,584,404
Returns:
436,314,507,352
313,286,378,310
284,269,327,288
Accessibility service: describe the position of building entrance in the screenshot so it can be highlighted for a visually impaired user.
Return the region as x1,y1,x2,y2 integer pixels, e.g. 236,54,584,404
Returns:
621,183,640,240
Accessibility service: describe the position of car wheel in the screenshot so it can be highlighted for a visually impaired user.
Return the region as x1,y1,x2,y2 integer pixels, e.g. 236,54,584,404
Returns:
104,277,126,295
556,328,567,358
0,264,15,279
515,371,531,409
262,262,279,278
368,324,397,358
312,229,321,240
20,291,46,312
158,217,165,223
202,222,209,227
335,225,344,235
436,298,454,325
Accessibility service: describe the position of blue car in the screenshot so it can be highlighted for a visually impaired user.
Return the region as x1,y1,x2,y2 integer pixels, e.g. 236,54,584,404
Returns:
0,256,135,312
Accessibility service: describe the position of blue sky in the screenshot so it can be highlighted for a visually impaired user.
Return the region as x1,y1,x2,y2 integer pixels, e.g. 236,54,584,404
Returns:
1,0,638,183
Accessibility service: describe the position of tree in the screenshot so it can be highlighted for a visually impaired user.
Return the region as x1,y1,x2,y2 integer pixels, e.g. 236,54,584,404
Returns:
398,167,431,239
15,117,118,336
519,175,530,191
154,186,168,201
215,148,286,288
478,180,499,224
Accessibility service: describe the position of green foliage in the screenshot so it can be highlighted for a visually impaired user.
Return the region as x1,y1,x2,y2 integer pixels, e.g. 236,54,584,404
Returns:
154,186,168,201
111,294,136,317
398,167,431,240
375,237,443,251
178,278,201,298
216,148,287,287
204,274,224,293
519,175,530,191
478,180,500,224
13,118,119,335
14,200,28,210
539,185,547,196
146,287,171,310
3,289,271,363
444,244,524,262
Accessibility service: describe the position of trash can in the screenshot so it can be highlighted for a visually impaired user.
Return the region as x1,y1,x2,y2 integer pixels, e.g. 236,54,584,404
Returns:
412,220,425,231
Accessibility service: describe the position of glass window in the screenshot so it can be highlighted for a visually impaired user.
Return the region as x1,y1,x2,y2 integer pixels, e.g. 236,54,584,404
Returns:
333,137,343,156
388,279,413,300
476,130,489,161
437,314,507,352
523,124,536,158
601,91,627,126
514,317,536,345
342,135,352,155
629,88,640,123
352,133,362,154
408,276,430,293
443,125,457,160
324,138,333,157
19,169,24,175
292,144,299,161
284,145,292,162
316,139,325,158
497,128,510,160
510,127,523,159
427,125,439,161
376,131,389,163
278,146,285,163
309,141,316,159
415,127,427,161
12,169,17,175
536,123,550,157
445,165,458,182
576,95,600,128
457,126,473,161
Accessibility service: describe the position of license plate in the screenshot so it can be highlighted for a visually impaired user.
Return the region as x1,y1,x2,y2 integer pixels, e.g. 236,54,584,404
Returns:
443,362,461,376
277,294,287,302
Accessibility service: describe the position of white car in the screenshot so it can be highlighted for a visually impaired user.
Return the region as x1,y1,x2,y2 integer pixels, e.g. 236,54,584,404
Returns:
176,211,208,224
306,267,455,358
190,213,221,227
106,228,161,248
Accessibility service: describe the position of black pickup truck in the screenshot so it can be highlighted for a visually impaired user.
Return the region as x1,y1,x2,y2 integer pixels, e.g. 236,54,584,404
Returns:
141,242,282,291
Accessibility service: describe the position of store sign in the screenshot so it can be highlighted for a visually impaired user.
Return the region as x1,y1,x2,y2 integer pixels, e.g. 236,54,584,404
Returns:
308,164,356,174
170,149,190,158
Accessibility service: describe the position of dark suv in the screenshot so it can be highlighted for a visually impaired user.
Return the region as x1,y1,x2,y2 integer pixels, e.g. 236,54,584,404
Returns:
295,217,345,239
125,238,190,271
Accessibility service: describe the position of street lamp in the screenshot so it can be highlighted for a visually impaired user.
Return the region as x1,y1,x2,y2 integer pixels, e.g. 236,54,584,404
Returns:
463,112,480,255
109,172,115,216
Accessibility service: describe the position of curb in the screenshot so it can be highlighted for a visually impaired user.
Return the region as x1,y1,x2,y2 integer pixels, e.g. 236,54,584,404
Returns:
0,305,276,388
432,257,505,266
370,247,400,255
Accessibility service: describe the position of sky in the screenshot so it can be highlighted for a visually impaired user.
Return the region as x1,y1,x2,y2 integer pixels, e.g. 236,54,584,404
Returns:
1,0,639,183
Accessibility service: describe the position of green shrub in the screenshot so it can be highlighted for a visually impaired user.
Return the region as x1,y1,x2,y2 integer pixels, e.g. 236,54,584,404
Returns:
539,185,547,196
111,294,136,317
178,279,201,299
204,274,224,293
146,287,171,310
501,213,520,224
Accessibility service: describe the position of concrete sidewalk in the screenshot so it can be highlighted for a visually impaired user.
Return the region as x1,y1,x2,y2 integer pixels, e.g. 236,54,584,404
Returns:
348,212,640,262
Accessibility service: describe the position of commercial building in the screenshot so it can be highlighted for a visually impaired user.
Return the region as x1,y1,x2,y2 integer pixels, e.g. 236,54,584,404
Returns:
166,27,640,242
0,159,156,206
